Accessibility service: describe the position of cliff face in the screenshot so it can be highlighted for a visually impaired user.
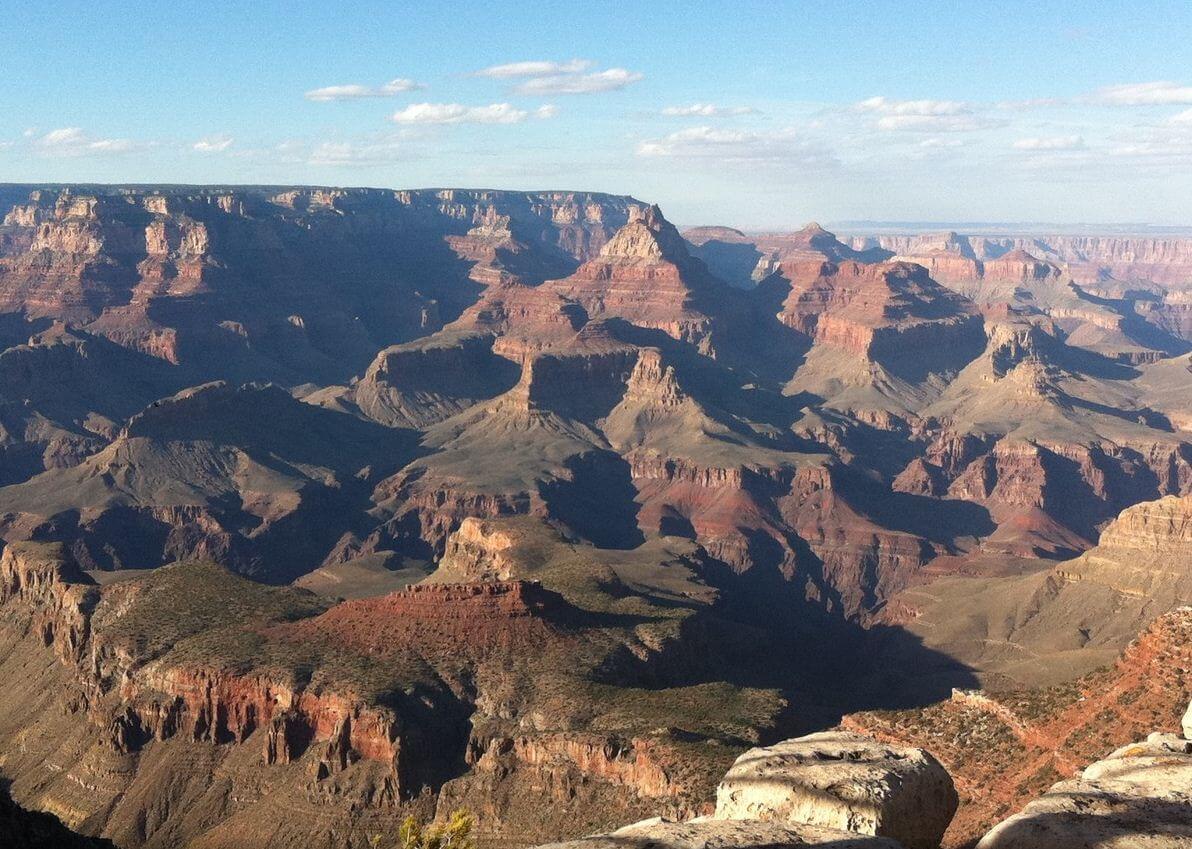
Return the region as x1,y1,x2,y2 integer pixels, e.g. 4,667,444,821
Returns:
0,528,784,848
0,187,637,385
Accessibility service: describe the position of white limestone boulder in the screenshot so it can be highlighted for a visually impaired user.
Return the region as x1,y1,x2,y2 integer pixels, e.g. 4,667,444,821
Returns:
714,732,957,849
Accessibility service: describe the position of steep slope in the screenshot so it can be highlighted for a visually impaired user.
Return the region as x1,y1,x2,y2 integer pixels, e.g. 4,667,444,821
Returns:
0,187,638,384
843,607,1192,847
0,382,417,579
546,204,738,353
908,318,1192,556
777,259,986,416
884,494,1192,687
0,527,788,848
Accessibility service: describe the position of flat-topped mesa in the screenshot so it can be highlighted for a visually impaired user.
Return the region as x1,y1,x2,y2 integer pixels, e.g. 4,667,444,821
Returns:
346,333,519,429
982,248,1064,283
1043,494,1192,606
265,580,579,660
504,345,638,420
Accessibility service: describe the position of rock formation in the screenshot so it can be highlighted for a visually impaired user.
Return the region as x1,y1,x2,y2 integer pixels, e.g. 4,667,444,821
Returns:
0,186,1190,846
842,607,1192,846
533,730,957,849
976,714,1192,848
715,733,957,849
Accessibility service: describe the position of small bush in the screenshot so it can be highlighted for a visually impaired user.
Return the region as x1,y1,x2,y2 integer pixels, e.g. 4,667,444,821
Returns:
391,809,476,849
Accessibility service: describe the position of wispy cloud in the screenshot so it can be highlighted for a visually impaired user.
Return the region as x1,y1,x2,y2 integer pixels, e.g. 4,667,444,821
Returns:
193,134,234,153
919,137,967,148
304,78,424,102
35,127,147,157
1171,108,1192,125
853,96,997,132
473,59,591,78
515,68,642,96
661,103,758,117
1013,135,1085,151
390,102,556,125
1096,81,1192,106
307,138,408,166
856,96,972,117
636,125,836,168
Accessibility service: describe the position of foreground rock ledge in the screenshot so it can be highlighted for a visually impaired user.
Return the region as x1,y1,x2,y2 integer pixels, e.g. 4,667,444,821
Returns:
535,817,904,848
715,732,958,849
976,732,1192,849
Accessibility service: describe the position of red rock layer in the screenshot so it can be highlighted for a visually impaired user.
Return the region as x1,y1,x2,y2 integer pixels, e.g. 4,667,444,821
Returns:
265,581,574,658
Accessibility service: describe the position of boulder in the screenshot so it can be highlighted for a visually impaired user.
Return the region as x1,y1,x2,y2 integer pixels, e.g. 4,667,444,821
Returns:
976,732,1192,849
1183,699,1192,740
714,732,957,849
534,816,904,848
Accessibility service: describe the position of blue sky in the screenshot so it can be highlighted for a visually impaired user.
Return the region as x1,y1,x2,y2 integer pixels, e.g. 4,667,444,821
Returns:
2,1,1192,228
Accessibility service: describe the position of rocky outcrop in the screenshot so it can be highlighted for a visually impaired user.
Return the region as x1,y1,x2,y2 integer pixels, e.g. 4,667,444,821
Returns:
976,728,1192,848
531,730,958,849
546,204,726,350
842,607,1192,846
715,732,957,849
537,817,904,848
0,541,98,664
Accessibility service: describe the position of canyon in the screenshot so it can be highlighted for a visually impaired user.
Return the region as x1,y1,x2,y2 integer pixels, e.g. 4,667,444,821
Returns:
0,184,1189,847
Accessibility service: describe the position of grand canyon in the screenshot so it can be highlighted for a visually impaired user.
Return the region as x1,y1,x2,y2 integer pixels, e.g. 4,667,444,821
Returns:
0,183,1187,848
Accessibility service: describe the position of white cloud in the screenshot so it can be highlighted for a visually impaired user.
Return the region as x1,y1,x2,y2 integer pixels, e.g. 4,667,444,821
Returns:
636,125,836,168
35,127,145,157
515,67,643,95
474,59,591,78
996,97,1065,111
855,96,971,117
1012,135,1085,151
853,96,996,132
390,102,555,125
307,138,408,166
1170,108,1192,125
661,103,758,117
919,137,966,148
304,78,424,102
1108,136,1192,160
1097,81,1192,106
193,134,234,153
876,114,996,132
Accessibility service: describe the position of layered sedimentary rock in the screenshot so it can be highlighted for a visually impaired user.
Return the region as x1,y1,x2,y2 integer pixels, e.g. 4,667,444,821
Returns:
882,495,1192,686
547,204,734,351
0,522,786,848
0,185,1190,846
848,231,1192,288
